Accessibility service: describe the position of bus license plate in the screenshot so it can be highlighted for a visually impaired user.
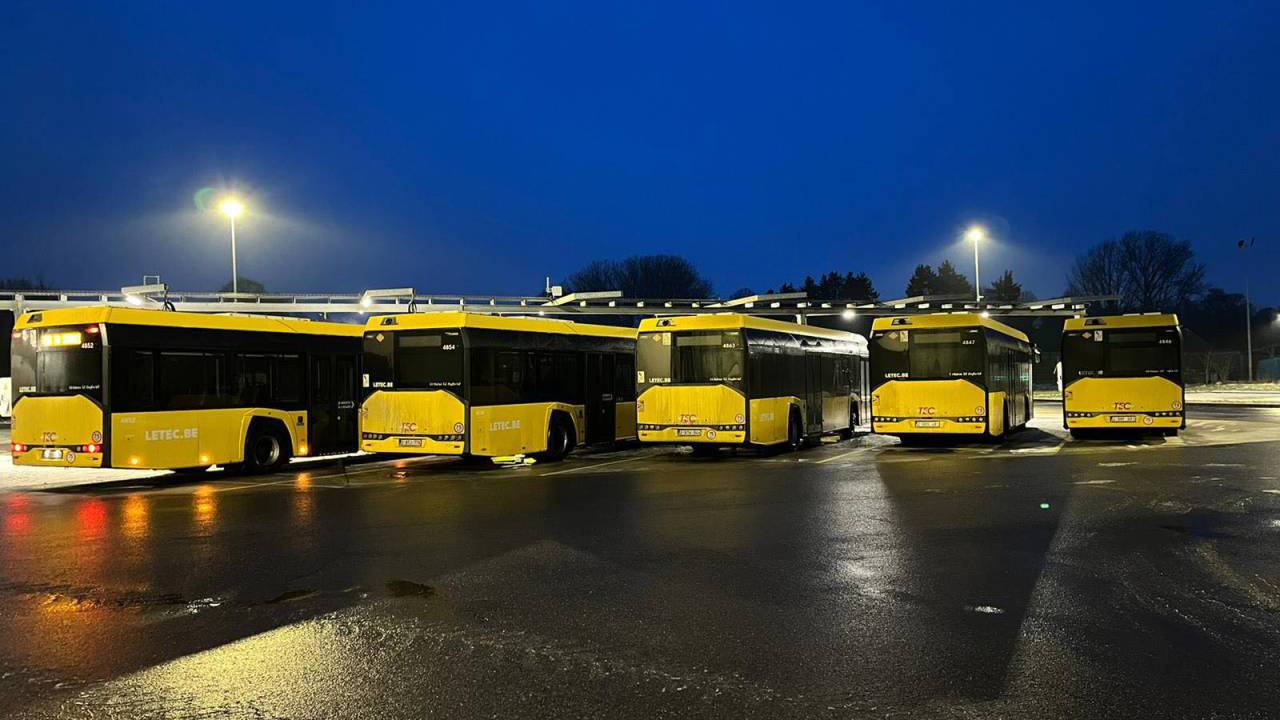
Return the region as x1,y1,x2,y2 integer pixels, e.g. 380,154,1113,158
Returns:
1109,415,1137,423
914,420,941,428
677,428,702,437
398,438,425,448
42,448,65,460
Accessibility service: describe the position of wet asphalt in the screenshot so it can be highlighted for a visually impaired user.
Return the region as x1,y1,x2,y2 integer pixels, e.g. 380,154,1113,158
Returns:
2,404,1280,719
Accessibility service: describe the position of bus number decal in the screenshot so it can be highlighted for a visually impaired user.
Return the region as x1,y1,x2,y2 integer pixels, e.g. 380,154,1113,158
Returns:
490,420,521,431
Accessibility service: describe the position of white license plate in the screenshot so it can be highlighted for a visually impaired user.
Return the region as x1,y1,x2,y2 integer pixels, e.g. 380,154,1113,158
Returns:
398,438,425,448
1109,415,1136,423
677,428,703,437
41,448,65,460
914,420,941,428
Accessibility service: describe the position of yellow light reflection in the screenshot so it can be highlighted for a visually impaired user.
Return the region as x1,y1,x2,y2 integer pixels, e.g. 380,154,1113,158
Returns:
122,494,149,540
193,486,217,530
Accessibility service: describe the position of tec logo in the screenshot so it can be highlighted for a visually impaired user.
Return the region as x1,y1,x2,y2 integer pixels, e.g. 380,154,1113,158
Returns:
918,407,937,416
1113,401,1133,411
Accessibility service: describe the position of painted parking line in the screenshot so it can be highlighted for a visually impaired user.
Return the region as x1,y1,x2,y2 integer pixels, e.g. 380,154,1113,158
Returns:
816,448,865,465
539,455,648,477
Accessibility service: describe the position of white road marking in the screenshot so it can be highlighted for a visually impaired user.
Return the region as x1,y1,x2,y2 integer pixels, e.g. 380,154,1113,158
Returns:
816,449,864,464
539,455,646,477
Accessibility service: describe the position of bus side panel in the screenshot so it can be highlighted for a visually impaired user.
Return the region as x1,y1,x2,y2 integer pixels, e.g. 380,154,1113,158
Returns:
749,396,797,446
614,401,637,440
469,402,583,457
871,380,988,435
11,395,104,468
111,408,304,469
360,390,467,455
1064,377,1184,430
636,385,747,444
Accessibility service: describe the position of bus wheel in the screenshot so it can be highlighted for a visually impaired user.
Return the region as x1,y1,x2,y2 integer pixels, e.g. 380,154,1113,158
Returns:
787,410,803,451
244,422,291,474
541,414,575,461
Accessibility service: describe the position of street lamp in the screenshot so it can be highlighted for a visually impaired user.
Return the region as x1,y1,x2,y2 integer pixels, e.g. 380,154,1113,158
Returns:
218,196,245,293
965,225,986,303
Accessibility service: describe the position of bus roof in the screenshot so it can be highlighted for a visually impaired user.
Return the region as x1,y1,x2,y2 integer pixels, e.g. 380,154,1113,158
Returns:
870,313,1030,343
1063,313,1179,331
14,306,364,337
637,313,866,345
366,311,637,340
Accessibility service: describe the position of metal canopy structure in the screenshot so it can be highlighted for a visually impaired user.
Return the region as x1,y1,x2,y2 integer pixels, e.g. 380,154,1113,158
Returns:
0,288,1114,319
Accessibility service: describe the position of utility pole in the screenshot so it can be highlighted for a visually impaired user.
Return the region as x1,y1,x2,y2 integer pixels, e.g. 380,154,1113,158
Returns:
1238,238,1255,382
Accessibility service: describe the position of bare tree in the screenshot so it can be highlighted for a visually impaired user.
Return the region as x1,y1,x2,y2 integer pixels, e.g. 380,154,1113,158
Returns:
1066,231,1205,312
564,255,713,298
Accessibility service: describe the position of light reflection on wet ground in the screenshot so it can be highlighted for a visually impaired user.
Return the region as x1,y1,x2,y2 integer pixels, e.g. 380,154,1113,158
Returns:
1,406,1279,718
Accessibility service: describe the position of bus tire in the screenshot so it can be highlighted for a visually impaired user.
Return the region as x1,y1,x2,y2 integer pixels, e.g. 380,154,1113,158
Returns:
787,409,803,451
243,420,292,474
540,413,576,461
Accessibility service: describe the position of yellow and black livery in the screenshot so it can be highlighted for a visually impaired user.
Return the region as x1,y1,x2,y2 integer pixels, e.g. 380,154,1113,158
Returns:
635,314,869,449
10,306,363,471
1061,313,1184,436
359,312,636,459
870,313,1034,439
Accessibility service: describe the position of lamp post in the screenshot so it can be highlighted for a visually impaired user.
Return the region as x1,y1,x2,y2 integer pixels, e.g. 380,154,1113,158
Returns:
218,197,245,293
965,225,986,303
1238,238,1255,381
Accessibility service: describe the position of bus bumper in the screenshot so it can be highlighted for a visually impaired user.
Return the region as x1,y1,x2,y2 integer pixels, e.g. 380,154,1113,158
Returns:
638,426,747,444
872,418,988,435
12,446,104,468
360,434,466,455
1065,412,1183,429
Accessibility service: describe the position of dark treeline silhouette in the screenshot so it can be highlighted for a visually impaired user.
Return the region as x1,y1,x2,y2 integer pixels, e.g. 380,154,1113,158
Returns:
771,272,879,301
563,255,713,298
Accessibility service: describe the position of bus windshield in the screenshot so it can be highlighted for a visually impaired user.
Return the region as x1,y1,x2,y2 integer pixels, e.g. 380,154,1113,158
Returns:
638,330,744,389
1064,328,1180,378
11,326,103,399
872,328,985,383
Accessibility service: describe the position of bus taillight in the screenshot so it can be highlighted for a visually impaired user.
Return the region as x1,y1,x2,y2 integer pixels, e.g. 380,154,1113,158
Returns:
85,325,100,334
12,443,26,454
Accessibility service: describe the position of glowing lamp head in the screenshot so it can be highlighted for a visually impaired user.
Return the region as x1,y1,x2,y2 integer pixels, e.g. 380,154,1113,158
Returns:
218,197,245,220
841,309,856,321
965,225,986,243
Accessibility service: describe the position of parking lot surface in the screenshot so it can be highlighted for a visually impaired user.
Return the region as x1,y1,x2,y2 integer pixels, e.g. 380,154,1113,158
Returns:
2,403,1280,718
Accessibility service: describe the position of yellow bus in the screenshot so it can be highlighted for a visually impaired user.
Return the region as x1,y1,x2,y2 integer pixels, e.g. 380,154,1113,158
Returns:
635,314,869,451
359,312,636,460
870,313,1034,440
10,306,363,472
1061,314,1184,437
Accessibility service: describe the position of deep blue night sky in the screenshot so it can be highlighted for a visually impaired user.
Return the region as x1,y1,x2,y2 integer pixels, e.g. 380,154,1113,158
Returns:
2,1,1277,302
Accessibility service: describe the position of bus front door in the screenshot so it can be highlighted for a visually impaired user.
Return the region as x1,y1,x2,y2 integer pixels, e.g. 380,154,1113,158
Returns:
584,352,616,444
